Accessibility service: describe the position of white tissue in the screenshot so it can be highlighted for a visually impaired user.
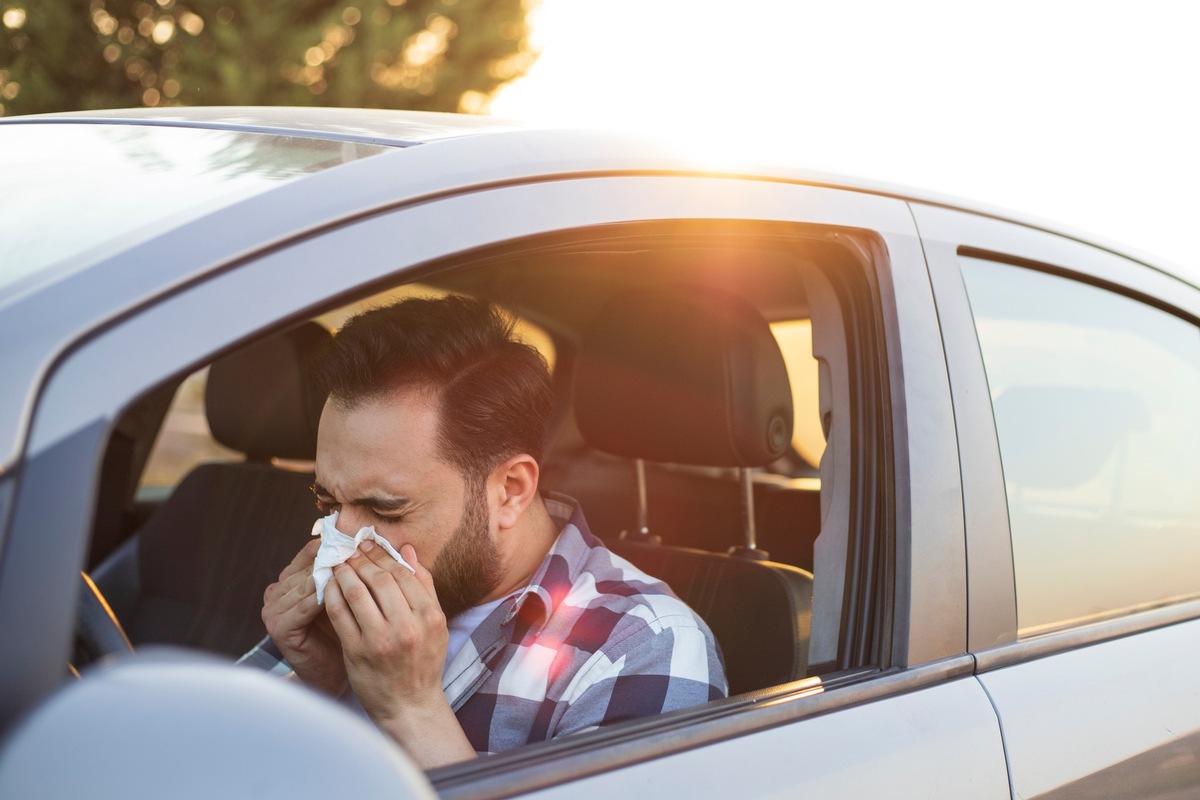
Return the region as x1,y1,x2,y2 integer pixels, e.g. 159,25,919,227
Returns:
311,511,414,605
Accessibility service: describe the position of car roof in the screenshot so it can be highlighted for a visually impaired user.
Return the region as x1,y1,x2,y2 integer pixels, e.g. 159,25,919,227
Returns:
1,105,1190,279
0,106,526,147
2,107,1195,475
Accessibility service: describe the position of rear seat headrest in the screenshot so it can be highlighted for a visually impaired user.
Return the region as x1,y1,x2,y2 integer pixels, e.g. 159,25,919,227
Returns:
205,322,331,462
574,286,793,467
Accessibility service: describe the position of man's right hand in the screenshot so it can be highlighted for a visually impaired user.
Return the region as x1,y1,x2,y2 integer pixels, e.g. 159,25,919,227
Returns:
262,539,347,696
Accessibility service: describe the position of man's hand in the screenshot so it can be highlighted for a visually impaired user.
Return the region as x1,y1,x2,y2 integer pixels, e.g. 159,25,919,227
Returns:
262,539,347,695
324,541,476,768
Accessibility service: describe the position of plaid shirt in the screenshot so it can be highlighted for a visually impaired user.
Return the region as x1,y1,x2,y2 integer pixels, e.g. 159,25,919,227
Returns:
241,493,727,755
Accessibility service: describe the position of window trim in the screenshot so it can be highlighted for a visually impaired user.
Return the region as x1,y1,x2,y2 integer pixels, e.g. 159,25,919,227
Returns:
960,245,1200,327
974,596,1200,673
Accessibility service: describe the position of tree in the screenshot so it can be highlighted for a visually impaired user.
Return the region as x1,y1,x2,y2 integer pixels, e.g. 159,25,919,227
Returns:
0,0,535,117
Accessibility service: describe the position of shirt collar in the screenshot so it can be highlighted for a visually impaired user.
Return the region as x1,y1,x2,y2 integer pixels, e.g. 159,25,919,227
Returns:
500,492,594,635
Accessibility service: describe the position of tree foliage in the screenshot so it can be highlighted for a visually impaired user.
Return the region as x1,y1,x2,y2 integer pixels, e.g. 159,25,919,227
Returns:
0,0,535,117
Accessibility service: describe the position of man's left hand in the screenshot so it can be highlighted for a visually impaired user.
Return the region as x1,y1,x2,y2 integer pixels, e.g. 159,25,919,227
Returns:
324,540,476,768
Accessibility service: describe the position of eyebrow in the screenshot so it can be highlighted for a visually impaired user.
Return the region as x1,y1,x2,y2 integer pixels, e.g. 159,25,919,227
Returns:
311,482,411,511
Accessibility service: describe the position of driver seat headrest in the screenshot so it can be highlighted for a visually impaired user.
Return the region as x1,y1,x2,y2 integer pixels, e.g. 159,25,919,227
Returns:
204,322,331,462
574,286,793,467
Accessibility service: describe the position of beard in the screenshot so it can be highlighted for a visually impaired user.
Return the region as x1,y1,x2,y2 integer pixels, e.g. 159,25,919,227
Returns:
430,481,503,621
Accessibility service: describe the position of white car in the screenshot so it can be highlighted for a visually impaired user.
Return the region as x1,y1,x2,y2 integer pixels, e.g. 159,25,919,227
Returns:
0,107,1197,799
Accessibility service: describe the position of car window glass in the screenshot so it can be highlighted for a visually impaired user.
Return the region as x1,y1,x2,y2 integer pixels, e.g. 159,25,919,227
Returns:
116,222,879,717
138,367,244,498
960,256,1200,635
138,285,556,496
771,319,825,469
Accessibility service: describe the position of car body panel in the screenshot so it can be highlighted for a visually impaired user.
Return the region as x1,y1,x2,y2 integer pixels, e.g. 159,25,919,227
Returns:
914,211,1017,653
5,105,526,146
0,124,391,298
875,211,966,667
519,676,1009,800
910,202,1200,311
0,419,108,721
979,618,1200,799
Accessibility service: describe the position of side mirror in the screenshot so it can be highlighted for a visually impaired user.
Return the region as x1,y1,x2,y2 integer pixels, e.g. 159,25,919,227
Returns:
0,649,436,800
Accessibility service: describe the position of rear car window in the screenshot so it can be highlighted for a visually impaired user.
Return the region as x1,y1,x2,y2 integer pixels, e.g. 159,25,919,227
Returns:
139,286,556,495
961,257,1200,635
771,319,825,469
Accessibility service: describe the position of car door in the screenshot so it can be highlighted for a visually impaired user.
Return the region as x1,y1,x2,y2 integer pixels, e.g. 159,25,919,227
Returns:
3,154,1008,797
917,202,1200,799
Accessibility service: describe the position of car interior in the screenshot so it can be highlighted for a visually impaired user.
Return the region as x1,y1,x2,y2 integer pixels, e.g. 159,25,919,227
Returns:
83,219,889,722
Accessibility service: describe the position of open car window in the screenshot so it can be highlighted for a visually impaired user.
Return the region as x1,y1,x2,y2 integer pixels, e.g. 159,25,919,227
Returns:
771,319,825,473
70,205,903,796
137,283,557,500
108,222,881,666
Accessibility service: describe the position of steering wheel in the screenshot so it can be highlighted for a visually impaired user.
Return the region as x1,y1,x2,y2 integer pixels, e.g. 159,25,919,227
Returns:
71,571,133,675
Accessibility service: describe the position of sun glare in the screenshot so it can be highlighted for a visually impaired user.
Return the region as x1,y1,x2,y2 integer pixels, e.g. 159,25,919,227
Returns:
493,0,820,169
491,0,1200,277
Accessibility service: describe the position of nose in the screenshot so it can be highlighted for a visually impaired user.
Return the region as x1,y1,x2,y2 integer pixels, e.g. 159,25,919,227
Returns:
333,506,367,535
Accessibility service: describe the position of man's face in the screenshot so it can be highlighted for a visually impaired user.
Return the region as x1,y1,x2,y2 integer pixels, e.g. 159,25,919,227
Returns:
313,389,502,619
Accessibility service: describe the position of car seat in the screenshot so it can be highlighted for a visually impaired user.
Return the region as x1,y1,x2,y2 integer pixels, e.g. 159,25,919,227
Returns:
573,285,815,694
93,322,330,657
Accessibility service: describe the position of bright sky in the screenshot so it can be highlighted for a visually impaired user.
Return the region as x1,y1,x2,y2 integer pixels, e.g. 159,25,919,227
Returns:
491,0,1200,280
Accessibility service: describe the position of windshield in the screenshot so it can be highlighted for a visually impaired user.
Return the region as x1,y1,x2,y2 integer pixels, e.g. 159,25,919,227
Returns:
0,123,390,298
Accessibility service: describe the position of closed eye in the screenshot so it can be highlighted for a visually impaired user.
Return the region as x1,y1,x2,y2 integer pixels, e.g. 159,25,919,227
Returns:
314,499,405,525
312,482,409,524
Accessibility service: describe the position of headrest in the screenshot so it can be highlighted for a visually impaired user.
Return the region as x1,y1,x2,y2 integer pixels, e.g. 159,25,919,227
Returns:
205,322,331,461
574,286,793,467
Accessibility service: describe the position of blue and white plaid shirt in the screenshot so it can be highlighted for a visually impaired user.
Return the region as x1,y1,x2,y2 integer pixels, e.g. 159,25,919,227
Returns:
241,493,727,755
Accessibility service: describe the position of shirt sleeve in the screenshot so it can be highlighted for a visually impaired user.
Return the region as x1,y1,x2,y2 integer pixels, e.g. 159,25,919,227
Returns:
551,616,727,738
235,635,295,678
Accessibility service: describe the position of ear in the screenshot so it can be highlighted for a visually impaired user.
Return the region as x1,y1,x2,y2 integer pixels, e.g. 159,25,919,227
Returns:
489,453,540,531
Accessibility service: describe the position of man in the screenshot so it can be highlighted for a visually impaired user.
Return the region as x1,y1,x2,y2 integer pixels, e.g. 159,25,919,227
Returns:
241,295,726,769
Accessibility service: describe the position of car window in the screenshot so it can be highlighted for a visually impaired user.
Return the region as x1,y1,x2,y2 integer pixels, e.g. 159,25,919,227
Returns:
77,207,899,784
138,367,245,498
960,256,1200,635
138,284,556,496
771,319,825,470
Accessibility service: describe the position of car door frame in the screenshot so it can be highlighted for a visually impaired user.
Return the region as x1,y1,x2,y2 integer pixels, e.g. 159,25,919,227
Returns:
3,169,993,795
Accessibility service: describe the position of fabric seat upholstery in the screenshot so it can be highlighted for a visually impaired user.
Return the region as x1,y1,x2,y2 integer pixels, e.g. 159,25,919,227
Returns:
574,285,815,695
95,322,330,657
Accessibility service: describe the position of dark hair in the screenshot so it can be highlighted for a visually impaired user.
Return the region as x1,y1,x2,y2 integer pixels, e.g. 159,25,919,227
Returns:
317,295,553,483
